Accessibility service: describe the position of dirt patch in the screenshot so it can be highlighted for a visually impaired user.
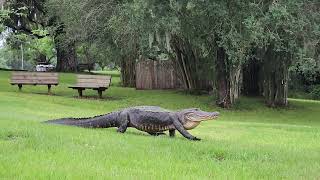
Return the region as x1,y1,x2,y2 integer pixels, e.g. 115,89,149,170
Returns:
212,152,226,162
0,132,29,141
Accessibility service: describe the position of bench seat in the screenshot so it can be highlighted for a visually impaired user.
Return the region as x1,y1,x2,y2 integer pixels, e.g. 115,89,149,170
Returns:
69,74,111,98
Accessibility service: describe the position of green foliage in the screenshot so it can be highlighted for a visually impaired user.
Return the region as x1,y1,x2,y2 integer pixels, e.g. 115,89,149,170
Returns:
1,0,319,105
0,49,10,69
290,58,320,84
310,85,320,100
245,0,318,60
0,8,10,32
1,33,55,70
0,0,56,70
41,0,320,73
45,0,128,66
0,46,35,70
1,0,49,37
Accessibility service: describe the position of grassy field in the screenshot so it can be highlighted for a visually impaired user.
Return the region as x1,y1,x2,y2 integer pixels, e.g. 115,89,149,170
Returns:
0,70,319,179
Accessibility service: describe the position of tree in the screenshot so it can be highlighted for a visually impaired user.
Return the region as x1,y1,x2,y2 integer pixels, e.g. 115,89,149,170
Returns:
3,0,318,108
169,1,252,107
1,0,78,72
5,33,55,65
245,0,320,107
45,0,121,73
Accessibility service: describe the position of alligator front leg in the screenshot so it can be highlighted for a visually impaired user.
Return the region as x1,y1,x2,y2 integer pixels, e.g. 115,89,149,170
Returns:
117,124,128,133
173,120,201,141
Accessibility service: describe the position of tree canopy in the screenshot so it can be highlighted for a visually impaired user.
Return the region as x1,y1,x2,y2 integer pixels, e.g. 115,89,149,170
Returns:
0,0,319,107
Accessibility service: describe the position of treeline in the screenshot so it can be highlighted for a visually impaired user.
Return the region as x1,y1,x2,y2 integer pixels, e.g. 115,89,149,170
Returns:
0,0,319,108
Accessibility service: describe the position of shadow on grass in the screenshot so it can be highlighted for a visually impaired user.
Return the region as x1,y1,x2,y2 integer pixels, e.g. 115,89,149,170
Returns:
24,92,123,101
92,128,192,141
73,96,123,101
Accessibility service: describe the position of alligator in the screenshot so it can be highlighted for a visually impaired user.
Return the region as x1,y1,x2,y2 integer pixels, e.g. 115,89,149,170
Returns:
45,106,219,141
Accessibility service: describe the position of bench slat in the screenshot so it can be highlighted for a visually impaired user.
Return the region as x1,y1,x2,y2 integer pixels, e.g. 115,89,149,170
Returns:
10,72,59,86
11,80,59,84
11,77,58,80
77,75,111,80
12,72,58,77
77,79,110,84
70,85,108,89
73,82,110,87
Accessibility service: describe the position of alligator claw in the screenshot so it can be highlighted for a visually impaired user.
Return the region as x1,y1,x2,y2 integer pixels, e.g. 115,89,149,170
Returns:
191,137,201,141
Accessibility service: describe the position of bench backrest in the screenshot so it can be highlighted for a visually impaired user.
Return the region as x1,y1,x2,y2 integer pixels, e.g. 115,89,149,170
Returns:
11,72,59,85
76,74,111,88
77,63,95,72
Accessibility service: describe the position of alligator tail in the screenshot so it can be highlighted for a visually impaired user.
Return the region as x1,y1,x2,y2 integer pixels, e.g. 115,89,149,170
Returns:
44,114,118,128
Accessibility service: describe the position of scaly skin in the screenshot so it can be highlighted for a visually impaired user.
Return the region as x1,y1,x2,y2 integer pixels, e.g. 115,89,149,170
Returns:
45,106,219,141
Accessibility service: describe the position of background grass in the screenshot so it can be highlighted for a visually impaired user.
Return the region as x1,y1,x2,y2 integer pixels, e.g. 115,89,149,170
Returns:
0,70,319,179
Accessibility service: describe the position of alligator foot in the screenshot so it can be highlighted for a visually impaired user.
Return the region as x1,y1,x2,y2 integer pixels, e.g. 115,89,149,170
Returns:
190,137,201,141
169,129,175,137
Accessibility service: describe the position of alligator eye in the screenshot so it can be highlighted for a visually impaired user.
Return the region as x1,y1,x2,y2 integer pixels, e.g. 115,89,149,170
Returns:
187,113,193,116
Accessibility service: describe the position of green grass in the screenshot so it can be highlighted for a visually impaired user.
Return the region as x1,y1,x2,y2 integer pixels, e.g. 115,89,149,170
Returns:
92,70,121,77
0,70,319,179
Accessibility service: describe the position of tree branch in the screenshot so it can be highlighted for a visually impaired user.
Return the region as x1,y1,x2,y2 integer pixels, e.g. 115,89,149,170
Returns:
6,24,46,39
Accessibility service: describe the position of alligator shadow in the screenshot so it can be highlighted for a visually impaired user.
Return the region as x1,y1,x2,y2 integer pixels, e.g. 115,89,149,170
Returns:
124,131,167,137
119,130,190,141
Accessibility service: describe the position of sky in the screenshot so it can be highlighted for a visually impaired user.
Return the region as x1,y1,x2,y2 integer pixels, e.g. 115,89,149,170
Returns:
0,38,4,48
0,31,7,48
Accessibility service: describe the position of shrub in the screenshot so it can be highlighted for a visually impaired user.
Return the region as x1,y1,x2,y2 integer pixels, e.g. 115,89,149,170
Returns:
310,85,320,100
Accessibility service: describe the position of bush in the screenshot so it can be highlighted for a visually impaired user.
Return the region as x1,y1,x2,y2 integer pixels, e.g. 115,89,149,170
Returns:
310,85,320,100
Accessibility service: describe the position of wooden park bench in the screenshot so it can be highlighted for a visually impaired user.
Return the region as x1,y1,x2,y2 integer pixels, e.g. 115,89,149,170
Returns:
77,63,95,72
10,72,59,94
69,74,111,98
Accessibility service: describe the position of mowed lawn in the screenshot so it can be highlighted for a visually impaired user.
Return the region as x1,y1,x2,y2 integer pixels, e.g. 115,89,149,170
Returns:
0,70,319,179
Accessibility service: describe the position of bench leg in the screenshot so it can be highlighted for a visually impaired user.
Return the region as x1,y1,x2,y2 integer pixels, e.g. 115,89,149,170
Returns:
98,90,103,99
18,84,22,91
47,85,52,94
77,89,83,97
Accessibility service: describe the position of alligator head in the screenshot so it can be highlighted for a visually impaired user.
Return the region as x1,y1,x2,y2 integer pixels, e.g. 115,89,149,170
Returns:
178,108,219,130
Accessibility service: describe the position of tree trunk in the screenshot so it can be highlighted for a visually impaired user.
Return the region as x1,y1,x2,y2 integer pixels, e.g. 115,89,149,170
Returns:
54,25,77,72
262,48,289,107
120,56,136,87
215,46,242,108
170,34,212,91
315,42,320,67
170,35,195,90
55,41,77,72
242,56,261,96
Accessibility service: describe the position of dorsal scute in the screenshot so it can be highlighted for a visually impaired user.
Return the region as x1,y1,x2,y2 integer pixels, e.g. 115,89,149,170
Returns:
72,111,115,120
131,106,171,112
